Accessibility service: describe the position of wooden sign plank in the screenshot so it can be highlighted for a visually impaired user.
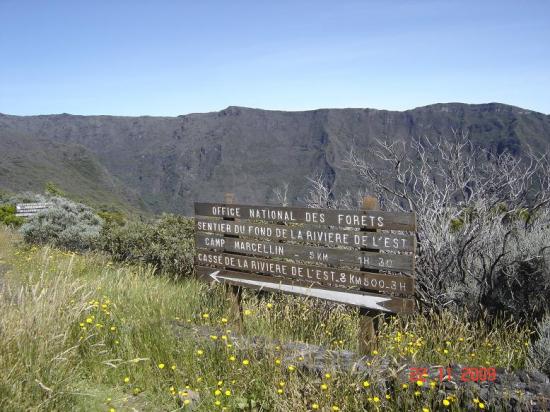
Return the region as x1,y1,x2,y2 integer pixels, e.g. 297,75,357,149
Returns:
195,202,416,231
15,203,53,217
195,233,415,273
16,203,53,209
196,266,414,314
195,250,414,296
195,218,415,252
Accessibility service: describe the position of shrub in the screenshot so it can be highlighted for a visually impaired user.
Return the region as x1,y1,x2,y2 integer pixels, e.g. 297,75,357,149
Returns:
314,133,550,321
528,314,550,377
6,191,49,204
20,197,103,251
98,214,194,277
45,181,65,197
0,204,24,227
97,209,126,226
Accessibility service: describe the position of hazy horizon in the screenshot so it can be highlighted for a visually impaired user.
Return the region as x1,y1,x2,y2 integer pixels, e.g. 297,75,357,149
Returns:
1,101,548,118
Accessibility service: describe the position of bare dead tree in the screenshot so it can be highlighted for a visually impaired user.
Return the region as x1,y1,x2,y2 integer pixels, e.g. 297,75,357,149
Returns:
303,173,369,210
342,132,550,319
273,182,290,206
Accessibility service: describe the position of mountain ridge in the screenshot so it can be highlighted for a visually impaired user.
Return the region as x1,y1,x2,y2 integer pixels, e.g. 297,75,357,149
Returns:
2,101,548,118
1,102,549,215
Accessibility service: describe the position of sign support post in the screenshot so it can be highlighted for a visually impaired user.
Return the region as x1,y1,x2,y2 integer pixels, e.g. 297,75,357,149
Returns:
358,196,380,355
223,192,244,330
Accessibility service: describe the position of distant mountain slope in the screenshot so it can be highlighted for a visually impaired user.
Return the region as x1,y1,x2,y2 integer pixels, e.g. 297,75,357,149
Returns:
1,103,549,215
0,128,144,212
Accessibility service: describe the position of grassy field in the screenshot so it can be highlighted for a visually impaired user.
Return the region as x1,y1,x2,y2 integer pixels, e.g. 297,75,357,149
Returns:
0,226,532,411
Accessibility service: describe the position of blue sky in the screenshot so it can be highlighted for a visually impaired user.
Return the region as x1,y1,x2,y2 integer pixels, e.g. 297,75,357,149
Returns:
1,0,549,116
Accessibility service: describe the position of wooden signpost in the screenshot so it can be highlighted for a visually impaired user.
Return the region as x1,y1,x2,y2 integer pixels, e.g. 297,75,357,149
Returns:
15,202,54,217
194,194,416,353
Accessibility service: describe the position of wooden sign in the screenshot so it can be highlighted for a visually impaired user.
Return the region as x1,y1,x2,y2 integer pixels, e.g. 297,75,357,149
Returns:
195,233,415,273
195,218,415,252
195,203,416,231
196,250,414,295
195,201,416,314
196,267,414,313
15,202,54,217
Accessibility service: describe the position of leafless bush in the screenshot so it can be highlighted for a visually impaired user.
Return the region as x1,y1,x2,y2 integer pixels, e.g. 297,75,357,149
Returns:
528,314,550,377
273,183,290,206
340,132,550,319
303,173,367,210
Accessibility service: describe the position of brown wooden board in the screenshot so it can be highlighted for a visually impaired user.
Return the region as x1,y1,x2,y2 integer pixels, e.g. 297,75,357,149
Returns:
195,218,415,252
195,233,415,273
195,250,414,296
195,202,416,231
196,266,414,314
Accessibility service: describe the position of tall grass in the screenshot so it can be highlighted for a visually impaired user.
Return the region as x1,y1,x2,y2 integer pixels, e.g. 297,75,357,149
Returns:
0,227,532,411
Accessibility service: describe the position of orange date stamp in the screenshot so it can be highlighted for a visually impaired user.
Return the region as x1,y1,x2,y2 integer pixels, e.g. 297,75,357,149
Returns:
409,367,497,383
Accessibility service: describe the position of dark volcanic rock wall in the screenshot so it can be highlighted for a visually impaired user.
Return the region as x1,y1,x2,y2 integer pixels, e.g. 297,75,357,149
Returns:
1,103,549,215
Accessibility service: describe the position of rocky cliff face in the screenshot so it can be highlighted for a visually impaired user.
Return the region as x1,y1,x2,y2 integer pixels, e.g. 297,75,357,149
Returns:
1,103,549,214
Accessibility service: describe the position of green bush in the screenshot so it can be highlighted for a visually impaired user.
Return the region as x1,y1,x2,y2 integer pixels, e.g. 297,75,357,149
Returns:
45,181,65,197
20,197,103,251
97,209,126,226
98,214,194,277
0,204,24,227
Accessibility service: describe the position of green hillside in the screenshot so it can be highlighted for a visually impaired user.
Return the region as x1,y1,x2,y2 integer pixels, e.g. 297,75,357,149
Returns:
0,128,145,214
